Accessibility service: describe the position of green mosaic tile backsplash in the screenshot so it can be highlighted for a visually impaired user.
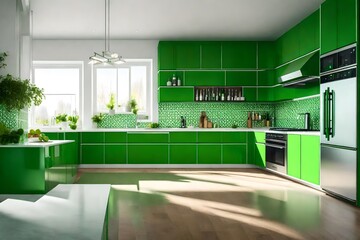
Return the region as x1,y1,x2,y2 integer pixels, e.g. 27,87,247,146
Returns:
274,96,320,130
158,102,275,128
0,105,28,130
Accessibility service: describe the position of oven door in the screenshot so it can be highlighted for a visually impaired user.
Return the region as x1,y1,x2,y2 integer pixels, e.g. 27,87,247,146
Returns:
265,140,287,174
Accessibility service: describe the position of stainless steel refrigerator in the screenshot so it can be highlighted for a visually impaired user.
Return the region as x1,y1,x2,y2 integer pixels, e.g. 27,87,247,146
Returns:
320,44,357,202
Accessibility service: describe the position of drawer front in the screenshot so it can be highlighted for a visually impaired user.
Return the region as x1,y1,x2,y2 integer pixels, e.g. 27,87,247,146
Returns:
105,132,127,143
198,132,222,143
81,132,104,143
221,132,247,143
170,132,197,143
127,132,169,143
128,144,168,164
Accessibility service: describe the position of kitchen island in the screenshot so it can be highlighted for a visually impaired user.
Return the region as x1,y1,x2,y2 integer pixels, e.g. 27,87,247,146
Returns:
0,140,76,194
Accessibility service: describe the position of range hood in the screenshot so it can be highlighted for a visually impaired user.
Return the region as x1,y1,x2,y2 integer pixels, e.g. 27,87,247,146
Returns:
279,51,319,88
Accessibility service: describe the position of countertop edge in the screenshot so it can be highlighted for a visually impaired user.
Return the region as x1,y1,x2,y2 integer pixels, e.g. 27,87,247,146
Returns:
0,140,75,148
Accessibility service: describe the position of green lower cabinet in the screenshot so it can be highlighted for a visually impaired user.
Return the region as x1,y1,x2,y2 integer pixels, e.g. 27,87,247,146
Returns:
222,144,247,164
105,145,126,164
300,136,320,185
81,145,104,164
198,145,221,164
170,145,197,164
128,145,168,164
247,133,255,164
255,143,266,168
287,135,301,179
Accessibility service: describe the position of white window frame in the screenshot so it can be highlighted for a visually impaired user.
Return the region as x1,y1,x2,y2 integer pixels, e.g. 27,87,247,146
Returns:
31,61,84,129
93,59,153,120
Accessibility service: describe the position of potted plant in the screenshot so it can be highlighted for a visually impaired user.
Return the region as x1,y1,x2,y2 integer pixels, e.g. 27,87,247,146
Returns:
56,113,68,130
0,52,44,112
91,113,104,128
106,93,116,115
68,115,79,130
128,98,138,115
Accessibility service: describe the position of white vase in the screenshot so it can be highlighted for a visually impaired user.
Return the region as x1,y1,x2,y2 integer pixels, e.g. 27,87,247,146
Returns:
109,109,115,115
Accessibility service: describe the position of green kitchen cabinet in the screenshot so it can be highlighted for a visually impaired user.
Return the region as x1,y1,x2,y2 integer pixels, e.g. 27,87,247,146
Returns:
81,132,104,143
45,132,60,140
225,71,257,86
175,42,200,69
277,27,299,65
243,87,257,101
105,132,127,143
321,0,337,54
258,70,276,86
257,88,273,102
255,142,266,168
170,145,197,164
287,134,301,179
300,135,320,185
170,132,197,143
158,87,194,102
337,0,356,49
105,145,126,164
258,41,277,69
158,41,175,70
221,132,247,143
198,132,222,143
321,0,356,54
299,10,320,56
128,145,168,164
81,145,104,164
254,132,265,143
201,42,222,69
222,42,257,69
185,71,225,86
247,133,255,164
198,145,221,164
158,71,185,86
222,144,247,164
127,132,169,143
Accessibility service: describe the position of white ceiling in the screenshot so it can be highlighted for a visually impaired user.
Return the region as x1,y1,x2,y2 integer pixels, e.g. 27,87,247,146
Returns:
30,0,324,41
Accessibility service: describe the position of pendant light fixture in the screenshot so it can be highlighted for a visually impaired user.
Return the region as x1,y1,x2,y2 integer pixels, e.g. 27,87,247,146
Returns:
89,0,125,65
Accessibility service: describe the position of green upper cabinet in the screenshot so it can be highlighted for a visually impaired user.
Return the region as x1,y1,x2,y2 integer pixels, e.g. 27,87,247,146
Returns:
287,134,301,179
258,42,277,69
175,42,201,69
300,135,320,185
222,42,257,69
201,42,222,69
185,71,225,86
337,0,356,49
277,10,320,64
299,10,320,56
158,41,175,70
158,87,194,102
321,0,356,54
225,71,257,86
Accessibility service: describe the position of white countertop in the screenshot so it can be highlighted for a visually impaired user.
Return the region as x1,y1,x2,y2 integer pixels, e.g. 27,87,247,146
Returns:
0,184,111,240
0,140,74,148
42,128,320,136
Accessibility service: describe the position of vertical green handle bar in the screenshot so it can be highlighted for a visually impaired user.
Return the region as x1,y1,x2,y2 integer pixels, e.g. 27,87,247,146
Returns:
323,90,327,138
331,90,335,138
324,88,330,141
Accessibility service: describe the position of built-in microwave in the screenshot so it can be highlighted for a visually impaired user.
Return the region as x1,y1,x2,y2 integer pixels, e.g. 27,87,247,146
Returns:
321,44,356,74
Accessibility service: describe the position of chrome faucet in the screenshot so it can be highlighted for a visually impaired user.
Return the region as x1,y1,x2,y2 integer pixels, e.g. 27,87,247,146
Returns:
298,113,310,130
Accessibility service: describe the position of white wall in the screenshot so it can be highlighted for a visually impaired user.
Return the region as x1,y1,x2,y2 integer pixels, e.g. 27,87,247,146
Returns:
0,0,20,76
32,39,159,128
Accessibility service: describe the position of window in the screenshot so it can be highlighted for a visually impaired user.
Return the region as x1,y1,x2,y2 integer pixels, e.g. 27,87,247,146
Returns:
31,62,82,127
94,60,152,118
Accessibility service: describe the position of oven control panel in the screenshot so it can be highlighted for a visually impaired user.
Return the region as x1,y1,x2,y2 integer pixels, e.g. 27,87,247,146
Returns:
266,133,287,141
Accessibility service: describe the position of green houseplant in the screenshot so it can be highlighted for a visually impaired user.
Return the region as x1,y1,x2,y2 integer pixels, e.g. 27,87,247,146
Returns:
128,98,138,115
91,113,104,128
106,93,116,115
56,113,68,130
68,115,79,130
0,53,44,112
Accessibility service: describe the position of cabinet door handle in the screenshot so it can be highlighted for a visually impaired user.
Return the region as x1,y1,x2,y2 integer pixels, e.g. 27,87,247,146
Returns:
330,90,335,138
265,143,285,149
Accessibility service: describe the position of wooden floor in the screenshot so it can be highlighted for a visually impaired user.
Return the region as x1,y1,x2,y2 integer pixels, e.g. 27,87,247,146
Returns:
76,169,360,240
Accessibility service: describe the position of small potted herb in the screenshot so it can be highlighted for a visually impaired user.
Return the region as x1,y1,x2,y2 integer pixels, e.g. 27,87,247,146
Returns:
68,115,79,130
91,113,104,128
128,98,138,115
106,93,116,115
56,113,68,130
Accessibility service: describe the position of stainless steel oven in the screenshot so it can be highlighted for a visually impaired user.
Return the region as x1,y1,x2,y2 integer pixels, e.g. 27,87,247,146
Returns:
265,133,287,174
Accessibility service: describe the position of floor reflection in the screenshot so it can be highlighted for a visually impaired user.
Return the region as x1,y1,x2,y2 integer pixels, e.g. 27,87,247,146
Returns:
78,169,360,240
